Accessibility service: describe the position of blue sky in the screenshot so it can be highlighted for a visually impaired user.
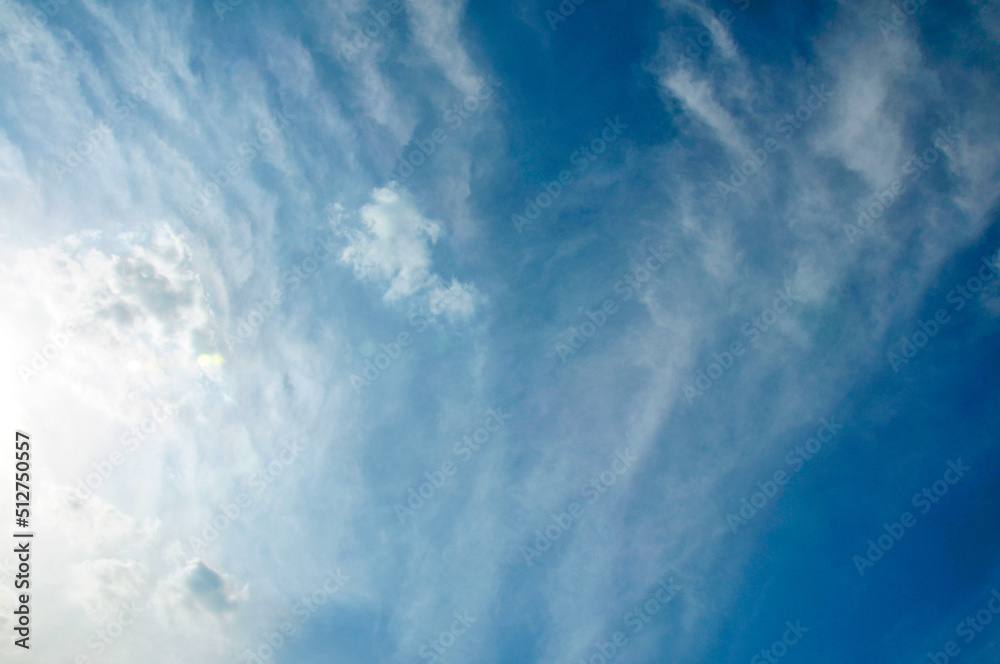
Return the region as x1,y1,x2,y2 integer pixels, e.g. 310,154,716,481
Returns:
1,0,1000,663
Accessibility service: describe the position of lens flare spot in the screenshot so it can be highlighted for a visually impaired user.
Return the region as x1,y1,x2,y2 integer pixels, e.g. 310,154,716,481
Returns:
197,353,224,367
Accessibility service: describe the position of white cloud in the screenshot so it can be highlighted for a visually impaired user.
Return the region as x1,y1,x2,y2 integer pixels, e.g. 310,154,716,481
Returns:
156,560,248,616
68,558,152,621
1,223,217,397
405,0,482,97
659,67,750,155
334,186,481,318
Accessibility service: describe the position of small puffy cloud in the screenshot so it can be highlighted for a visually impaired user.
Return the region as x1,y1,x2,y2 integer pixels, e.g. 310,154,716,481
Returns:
183,561,247,613
157,560,247,616
427,277,479,319
333,186,480,318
